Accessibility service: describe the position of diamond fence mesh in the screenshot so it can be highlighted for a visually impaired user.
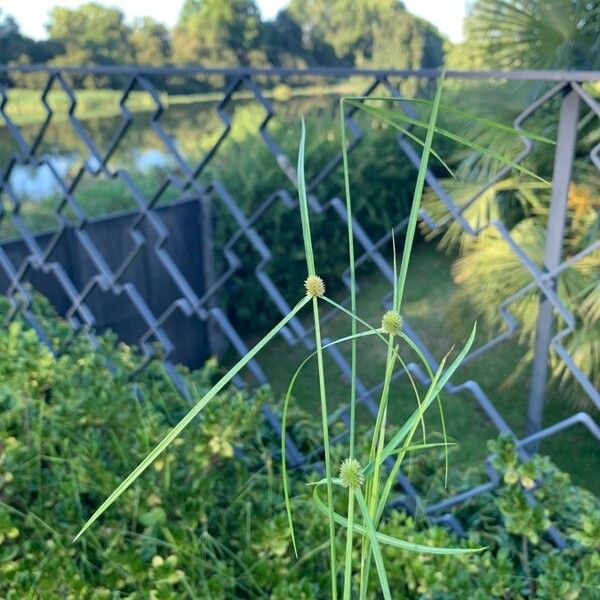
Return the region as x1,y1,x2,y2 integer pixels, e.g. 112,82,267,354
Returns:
0,67,598,545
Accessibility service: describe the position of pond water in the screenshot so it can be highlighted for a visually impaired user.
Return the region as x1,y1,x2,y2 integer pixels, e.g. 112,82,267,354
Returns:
6,149,175,201
0,95,327,205
0,101,224,198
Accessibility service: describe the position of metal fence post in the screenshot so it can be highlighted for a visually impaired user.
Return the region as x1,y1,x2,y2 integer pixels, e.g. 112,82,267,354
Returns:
525,86,580,449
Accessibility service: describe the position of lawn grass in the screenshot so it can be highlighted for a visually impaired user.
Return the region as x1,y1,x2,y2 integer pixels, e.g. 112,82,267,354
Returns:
258,243,599,494
1,84,353,126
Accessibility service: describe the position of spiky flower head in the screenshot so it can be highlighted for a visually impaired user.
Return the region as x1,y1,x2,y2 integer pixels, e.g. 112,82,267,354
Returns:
381,310,403,336
339,458,364,489
520,476,535,490
304,275,325,298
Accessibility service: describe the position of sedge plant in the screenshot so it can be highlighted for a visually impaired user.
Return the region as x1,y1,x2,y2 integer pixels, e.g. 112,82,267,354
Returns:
74,71,551,598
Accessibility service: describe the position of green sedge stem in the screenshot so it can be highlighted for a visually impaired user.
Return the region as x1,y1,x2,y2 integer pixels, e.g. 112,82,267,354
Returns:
340,97,358,600
360,338,396,598
313,296,338,600
343,488,355,600
395,71,445,312
339,98,358,462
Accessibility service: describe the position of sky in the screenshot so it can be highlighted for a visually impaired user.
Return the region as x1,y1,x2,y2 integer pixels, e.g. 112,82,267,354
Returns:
1,0,467,43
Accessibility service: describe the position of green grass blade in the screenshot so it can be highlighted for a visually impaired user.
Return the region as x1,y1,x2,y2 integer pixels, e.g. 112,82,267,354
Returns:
74,296,310,542
323,296,429,437
346,100,550,185
340,99,359,462
394,71,445,312
340,101,360,600
311,295,337,600
392,230,399,328
281,329,379,556
398,331,447,485
389,441,457,454
344,96,555,144
354,488,392,600
367,339,396,516
343,487,355,600
365,322,477,479
345,98,455,178
297,119,315,276
364,354,448,479
310,481,484,555
297,120,337,599
321,297,428,438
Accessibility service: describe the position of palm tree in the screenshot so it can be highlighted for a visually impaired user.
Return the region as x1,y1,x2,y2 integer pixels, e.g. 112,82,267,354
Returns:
462,0,600,71
426,0,600,396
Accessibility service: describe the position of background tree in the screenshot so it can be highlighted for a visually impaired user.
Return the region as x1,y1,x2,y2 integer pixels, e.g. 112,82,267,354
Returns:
129,17,171,65
0,9,62,86
286,0,412,65
173,0,264,66
46,3,133,66
357,10,445,90
260,9,338,67
425,0,600,394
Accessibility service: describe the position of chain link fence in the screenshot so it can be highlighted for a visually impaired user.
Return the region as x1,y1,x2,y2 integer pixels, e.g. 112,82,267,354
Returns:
0,66,598,545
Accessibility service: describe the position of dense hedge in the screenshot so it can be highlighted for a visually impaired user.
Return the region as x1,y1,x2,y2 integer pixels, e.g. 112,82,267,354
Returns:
0,301,599,598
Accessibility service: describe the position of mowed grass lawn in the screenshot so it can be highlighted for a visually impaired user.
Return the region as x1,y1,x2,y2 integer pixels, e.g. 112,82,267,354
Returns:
251,243,599,495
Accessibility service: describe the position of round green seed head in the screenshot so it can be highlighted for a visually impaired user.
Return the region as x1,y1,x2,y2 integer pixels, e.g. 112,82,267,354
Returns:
304,275,325,298
339,458,364,489
381,310,403,336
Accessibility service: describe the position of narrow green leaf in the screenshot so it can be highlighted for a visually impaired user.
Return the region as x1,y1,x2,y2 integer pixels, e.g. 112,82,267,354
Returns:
321,297,430,447
344,99,456,178
364,355,448,479
366,323,477,478
395,70,445,312
354,488,392,600
297,119,315,276
344,96,556,144
298,120,338,599
398,331,448,485
346,100,550,185
389,441,457,454
311,481,485,555
282,330,378,556
343,487,355,600
75,296,310,542
340,97,358,598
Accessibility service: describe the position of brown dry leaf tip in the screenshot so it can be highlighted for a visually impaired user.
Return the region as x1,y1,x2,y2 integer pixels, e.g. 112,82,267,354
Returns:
381,310,403,336
304,275,325,298
442,345,456,362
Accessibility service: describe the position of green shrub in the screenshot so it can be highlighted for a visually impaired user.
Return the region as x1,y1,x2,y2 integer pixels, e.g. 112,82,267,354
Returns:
0,301,598,598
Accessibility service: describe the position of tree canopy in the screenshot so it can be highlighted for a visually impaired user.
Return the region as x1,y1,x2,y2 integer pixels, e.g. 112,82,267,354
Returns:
47,3,132,65
174,0,263,65
5,0,600,80
0,0,446,81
